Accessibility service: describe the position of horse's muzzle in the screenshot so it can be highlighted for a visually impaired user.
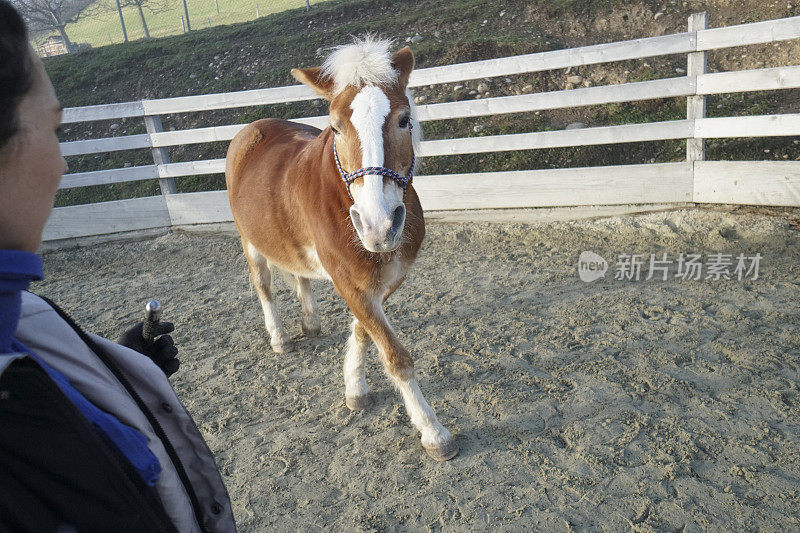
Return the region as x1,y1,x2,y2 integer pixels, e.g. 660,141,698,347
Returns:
350,203,405,253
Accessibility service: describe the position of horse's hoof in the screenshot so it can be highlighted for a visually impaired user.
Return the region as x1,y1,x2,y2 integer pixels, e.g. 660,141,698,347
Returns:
271,340,293,353
424,438,459,461
345,394,372,411
302,323,321,337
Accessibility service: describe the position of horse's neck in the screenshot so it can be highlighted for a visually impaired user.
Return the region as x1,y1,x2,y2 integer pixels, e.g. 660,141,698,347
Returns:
303,129,348,198
284,128,350,248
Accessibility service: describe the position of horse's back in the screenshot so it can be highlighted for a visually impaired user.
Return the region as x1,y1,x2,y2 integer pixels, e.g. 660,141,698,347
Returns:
226,118,319,226
226,118,319,191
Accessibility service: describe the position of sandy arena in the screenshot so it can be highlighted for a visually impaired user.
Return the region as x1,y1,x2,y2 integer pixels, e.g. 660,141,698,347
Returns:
33,207,800,531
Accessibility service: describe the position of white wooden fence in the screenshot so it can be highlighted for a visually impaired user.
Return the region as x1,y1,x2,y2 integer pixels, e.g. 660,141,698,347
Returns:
45,13,800,242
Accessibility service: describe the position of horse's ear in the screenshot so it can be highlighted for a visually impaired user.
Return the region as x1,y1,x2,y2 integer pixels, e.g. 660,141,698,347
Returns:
391,46,414,89
291,67,335,100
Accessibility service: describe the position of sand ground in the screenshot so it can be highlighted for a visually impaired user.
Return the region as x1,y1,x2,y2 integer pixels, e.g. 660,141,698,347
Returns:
34,207,800,532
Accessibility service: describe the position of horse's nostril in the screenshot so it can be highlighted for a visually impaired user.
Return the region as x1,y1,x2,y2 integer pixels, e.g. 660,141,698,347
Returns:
391,205,406,234
350,207,363,234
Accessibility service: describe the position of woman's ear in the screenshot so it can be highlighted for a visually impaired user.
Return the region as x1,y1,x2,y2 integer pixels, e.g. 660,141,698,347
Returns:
391,46,414,89
291,67,335,101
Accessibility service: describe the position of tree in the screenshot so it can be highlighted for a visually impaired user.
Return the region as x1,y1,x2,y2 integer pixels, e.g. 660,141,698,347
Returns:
117,0,169,39
12,0,96,51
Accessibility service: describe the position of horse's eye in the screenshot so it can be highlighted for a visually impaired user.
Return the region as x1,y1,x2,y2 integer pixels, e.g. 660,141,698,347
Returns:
399,116,410,129
331,125,340,135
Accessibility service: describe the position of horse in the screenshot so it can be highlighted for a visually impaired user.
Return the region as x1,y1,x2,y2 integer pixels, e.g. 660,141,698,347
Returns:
225,37,458,461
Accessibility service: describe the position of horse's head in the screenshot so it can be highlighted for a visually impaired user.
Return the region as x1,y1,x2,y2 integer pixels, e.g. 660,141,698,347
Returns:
292,37,418,253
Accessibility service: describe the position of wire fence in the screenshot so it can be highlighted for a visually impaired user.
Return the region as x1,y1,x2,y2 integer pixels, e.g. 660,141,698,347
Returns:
32,0,320,55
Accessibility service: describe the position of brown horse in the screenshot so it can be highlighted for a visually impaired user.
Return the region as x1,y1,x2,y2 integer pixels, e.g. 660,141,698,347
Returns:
225,37,457,461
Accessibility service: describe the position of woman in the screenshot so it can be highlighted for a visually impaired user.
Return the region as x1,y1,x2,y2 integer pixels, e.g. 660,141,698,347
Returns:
0,2,236,531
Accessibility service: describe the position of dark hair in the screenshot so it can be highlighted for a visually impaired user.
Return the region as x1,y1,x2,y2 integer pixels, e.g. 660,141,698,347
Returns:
0,0,34,150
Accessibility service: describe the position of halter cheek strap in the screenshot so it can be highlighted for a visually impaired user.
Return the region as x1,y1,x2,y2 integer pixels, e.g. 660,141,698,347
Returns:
333,123,415,201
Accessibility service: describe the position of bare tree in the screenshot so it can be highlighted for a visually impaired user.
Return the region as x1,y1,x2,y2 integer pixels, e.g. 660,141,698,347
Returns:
117,0,169,39
12,0,96,51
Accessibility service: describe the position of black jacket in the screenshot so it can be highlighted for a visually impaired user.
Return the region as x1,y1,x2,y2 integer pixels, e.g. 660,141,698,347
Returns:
0,294,236,532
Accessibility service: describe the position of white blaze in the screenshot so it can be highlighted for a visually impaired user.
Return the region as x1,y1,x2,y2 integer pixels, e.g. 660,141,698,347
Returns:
349,85,391,166
349,86,393,212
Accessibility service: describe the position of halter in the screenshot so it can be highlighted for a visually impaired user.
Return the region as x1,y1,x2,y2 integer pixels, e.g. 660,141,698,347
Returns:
332,122,415,201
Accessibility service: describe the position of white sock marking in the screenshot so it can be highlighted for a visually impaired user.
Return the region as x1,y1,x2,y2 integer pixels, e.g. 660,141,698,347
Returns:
246,243,288,348
344,319,370,398
391,375,452,448
295,277,320,333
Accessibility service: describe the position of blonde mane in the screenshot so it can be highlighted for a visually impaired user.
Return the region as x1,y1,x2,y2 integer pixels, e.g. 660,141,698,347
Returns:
321,36,398,95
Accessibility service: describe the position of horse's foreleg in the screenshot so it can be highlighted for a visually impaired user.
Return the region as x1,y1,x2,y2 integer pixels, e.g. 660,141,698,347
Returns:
343,290,458,461
245,242,292,353
344,319,371,410
294,276,321,337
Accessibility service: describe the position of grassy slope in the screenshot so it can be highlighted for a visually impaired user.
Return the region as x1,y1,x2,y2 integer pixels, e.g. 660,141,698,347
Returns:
45,0,800,206
42,0,330,46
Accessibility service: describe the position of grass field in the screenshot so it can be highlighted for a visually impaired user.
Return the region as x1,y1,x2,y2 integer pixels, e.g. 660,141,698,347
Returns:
34,0,327,47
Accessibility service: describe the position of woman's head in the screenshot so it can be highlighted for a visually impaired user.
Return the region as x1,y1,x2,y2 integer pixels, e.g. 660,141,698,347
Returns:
0,0,34,149
0,0,66,252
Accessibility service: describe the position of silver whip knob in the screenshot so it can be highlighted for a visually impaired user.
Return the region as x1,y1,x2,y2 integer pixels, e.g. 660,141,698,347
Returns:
142,300,162,343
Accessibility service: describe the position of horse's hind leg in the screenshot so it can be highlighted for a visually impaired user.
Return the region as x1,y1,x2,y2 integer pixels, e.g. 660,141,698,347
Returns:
294,276,321,337
344,318,371,410
245,242,292,353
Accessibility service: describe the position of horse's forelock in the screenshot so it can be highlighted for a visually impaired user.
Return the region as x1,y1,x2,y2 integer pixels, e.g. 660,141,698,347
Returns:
321,35,398,95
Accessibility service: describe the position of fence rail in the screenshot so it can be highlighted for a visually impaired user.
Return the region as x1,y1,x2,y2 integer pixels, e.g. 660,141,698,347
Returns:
59,63,800,158
46,13,800,242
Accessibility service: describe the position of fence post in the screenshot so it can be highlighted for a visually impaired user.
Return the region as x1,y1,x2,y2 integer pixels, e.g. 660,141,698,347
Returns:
115,0,128,42
687,12,708,167
144,113,178,195
182,0,191,31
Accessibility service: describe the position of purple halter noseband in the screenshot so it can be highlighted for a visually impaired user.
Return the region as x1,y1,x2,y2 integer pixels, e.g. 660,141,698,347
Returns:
332,122,415,201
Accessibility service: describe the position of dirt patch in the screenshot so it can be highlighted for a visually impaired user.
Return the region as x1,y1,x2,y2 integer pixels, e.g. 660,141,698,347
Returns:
34,207,800,531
